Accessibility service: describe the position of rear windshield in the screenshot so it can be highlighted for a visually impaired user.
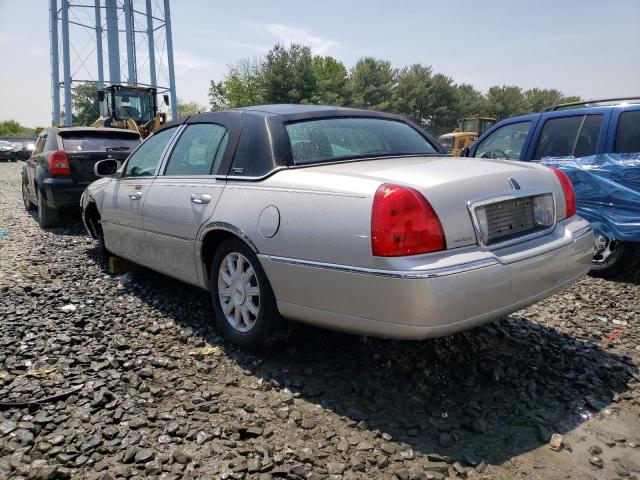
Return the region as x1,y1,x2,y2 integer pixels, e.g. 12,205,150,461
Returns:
61,133,140,153
285,117,437,164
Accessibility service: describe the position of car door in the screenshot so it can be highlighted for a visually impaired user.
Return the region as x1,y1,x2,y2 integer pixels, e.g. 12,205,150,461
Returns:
142,117,240,285
525,108,611,161
606,106,640,154
25,134,46,201
100,127,178,262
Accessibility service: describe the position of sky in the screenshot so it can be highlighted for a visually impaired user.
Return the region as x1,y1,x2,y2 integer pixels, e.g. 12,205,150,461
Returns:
0,0,639,127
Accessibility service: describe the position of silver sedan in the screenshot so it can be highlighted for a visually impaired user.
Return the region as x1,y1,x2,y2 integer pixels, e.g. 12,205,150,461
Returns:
81,105,593,350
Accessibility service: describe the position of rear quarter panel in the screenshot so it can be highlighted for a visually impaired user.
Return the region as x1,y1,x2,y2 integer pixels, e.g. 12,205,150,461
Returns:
209,169,377,268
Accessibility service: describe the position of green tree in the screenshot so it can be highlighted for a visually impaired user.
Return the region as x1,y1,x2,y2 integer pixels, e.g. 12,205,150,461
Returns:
209,57,264,111
455,83,486,118
0,119,23,135
176,99,205,117
310,55,348,105
427,74,459,131
484,85,528,120
394,64,432,123
261,44,316,104
524,88,581,112
347,57,395,111
72,82,100,126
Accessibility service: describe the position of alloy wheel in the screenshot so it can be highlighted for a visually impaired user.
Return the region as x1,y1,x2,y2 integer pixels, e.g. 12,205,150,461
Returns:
593,232,617,264
217,252,260,332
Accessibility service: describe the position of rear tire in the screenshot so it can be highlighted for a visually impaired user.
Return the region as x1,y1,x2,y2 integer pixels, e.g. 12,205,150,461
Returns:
590,235,633,278
87,210,111,257
21,175,36,211
210,238,288,350
37,189,60,228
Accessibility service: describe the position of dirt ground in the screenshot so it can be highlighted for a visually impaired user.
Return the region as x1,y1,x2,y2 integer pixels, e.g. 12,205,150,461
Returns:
1,161,639,479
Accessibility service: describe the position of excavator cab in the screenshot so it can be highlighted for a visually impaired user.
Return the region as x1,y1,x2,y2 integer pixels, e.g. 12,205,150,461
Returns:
95,85,168,138
458,117,496,137
440,117,497,156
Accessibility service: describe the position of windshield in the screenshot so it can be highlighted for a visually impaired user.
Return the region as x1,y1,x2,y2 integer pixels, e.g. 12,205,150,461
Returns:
113,89,154,123
460,120,480,133
61,133,140,152
286,117,437,165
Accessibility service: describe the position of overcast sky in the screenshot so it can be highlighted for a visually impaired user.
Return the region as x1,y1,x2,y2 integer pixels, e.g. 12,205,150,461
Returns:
1,0,639,127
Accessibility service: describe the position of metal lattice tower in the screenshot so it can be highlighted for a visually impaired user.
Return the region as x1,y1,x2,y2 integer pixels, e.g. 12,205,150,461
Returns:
49,0,178,126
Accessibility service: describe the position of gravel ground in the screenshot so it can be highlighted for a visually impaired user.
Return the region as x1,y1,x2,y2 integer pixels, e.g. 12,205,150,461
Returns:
1,161,639,480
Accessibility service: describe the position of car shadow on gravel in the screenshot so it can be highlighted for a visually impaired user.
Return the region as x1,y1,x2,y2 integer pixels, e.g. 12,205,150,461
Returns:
26,209,86,235
85,246,637,467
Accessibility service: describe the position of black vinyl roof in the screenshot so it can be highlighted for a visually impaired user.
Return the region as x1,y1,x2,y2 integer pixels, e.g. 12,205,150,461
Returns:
235,104,405,122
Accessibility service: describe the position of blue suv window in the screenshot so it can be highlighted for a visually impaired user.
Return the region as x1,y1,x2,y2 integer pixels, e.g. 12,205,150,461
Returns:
614,111,640,154
474,121,531,160
534,114,602,160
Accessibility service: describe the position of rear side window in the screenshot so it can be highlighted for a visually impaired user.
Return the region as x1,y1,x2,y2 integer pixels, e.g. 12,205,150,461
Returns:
124,127,176,177
164,124,227,176
33,136,45,154
614,111,640,154
285,118,437,165
533,114,602,160
61,133,140,153
474,121,531,160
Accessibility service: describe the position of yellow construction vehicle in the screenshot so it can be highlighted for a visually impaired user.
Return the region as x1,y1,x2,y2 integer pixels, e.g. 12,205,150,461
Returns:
93,84,168,139
439,116,496,156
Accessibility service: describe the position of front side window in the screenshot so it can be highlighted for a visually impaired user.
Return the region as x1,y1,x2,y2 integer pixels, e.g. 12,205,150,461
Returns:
614,111,640,154
123,127,176,177
474,121,532,160
286,117,437,165
533,115,602,160
164,123,227,176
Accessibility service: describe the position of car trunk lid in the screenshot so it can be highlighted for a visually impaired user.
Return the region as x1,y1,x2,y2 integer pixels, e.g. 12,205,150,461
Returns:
302,155,563,249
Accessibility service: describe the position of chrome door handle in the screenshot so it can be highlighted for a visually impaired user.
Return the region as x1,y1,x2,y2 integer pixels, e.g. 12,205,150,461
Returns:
191,193,212,204
129,191,142,200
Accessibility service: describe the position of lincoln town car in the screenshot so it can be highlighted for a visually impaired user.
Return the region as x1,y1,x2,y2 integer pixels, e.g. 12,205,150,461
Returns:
81,105,593,349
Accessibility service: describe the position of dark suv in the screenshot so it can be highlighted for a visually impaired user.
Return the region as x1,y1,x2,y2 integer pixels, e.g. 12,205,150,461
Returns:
468,97,640,276
22,127,140,227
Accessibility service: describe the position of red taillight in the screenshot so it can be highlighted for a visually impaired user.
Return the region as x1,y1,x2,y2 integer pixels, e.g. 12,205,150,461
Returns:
548,167,576,219
371,184,446,257
48,150,71,176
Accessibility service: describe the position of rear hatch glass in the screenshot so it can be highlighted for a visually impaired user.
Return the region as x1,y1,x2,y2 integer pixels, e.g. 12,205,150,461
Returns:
61,132,140,152
60,131,140,184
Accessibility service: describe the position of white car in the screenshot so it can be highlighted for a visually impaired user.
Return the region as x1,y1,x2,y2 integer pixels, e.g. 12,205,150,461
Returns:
81,105,593,350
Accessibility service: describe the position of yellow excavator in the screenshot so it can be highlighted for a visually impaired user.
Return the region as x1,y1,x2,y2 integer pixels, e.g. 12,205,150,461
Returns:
93,84,168,139
439,116,496,156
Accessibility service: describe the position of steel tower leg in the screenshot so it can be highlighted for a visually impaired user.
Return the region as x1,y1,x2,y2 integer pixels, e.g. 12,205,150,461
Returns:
105,0,121,84
61,0,72,126
163,0,177,119
95,0,105,117
145,0,156,88
49,0,61,126
123,0,136,85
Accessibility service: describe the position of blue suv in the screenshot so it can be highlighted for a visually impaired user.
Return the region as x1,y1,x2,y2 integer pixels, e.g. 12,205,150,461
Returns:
468,97,640,277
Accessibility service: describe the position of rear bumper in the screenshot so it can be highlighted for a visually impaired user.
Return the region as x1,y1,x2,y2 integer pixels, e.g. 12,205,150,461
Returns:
259,217,594,339
41,177,84,210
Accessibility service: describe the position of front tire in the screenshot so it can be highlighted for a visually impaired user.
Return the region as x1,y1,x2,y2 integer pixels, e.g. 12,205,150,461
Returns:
37,189,60,228
590,233,633,278
210,238,288,350
21,175,36,211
